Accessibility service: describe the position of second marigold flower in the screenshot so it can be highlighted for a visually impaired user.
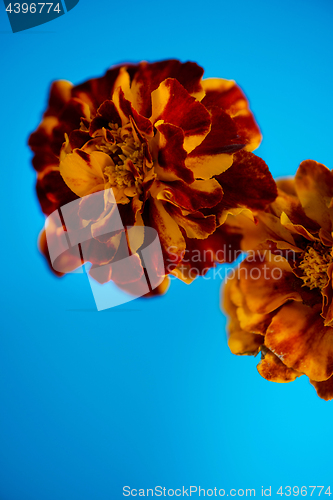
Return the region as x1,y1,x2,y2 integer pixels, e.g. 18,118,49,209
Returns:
223,160,333,400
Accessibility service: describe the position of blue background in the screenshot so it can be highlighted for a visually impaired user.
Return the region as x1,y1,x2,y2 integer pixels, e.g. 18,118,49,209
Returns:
1,0,333,498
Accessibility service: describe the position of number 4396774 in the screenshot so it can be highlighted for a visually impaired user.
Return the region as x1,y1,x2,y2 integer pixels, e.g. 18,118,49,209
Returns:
277,486,332,496
6,3,61,14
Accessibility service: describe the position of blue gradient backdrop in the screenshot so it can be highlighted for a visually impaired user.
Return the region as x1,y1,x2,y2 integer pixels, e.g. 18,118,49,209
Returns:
1,0,333,498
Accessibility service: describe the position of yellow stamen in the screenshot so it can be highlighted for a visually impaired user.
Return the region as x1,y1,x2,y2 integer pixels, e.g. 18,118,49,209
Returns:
98,123,145,193
299,244,333,290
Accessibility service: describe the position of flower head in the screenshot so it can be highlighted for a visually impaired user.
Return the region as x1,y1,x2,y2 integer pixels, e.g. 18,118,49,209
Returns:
29,59,274,292
223,160,333,400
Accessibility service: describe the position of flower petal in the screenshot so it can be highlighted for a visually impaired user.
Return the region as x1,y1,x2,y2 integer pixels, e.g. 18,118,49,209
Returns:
215,150,277,212
45,80,73,117
148,199,186,268
201,78,261,151
150,78,211,153
112,87,154,135
36,168,78,215
238,253,302,314
223,278,264,355
185,106,244,179
310,376,333,401
60,150,109,197
129,60,205,117
71,65,123,113
295,160,333,232
265,302,333,381
153,122,194,183
165,204,216,239
257,347,300,383
155,178,223,212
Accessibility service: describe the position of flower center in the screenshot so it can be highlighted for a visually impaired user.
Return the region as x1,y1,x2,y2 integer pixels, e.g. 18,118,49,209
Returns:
299,243,333,290
98,123,145,193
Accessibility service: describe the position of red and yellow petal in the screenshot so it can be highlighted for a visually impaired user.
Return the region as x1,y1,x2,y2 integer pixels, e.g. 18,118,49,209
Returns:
165,204,216,239
112,87,154,135
45,80,73,117
149,198,186,268
185,106,244,180
295,160,333,232
71,65,123,113
60,150,108,197
201,78,261,151
215,150,277,212
129,60,205,118
152,122,193,183
155,178,223,212
150,78,211,153
265,302,333,381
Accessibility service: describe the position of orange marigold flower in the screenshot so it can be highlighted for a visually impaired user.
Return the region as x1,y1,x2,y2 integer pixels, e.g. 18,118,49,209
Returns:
29,59,274,292
222,160,333,400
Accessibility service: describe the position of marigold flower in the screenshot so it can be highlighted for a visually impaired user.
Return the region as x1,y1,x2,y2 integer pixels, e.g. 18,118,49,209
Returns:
29,59,274,293
223,160,333,400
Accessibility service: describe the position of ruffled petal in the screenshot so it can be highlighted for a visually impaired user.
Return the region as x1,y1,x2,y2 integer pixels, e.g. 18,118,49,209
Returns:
238,254,302,314
155,178,223,212
265,302,333,381
295,160,333,232
257,347,300,383
129,60,204,118
223,278,264,355
185,106,244,179
112,87,154,135
71,65,123,113
165,204,216,239
150,78,211,153
201,78,261,151
310,376,333,401
216,150,277,210
153,122,194,183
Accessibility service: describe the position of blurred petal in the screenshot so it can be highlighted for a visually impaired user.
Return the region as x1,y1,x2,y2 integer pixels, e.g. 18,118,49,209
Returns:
223,278,264,355
257,347,300,383
36,168,78,216
238,254,302,314
310,376,333,401
265,302,333,381
45,80,73,117
295,160,333,232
